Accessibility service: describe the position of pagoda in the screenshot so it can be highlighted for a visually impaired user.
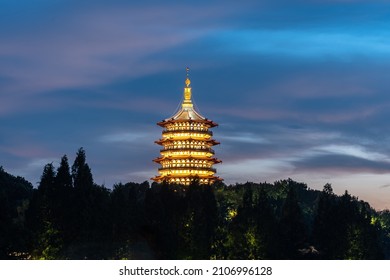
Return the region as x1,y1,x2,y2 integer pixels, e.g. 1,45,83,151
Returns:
152,68,222,185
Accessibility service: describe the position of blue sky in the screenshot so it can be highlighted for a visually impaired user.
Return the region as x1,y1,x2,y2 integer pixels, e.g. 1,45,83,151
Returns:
1,0,390,209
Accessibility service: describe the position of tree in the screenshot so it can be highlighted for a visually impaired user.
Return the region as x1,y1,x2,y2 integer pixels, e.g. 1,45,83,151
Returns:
183,183,217,259
225,186,258,259
34,221,63,260
72,148,93,190
253,187,280,259
279,186,307,259
56,155,72,191
53,155,75,248
38,164,56,196
36,163,57,225
71,148,94,239
0,167,33,259
143,182,185,259
313,187,384,259
29,163,65,259
312,183,338,258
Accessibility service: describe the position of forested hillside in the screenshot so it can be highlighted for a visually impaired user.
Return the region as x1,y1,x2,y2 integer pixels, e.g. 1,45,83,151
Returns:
1,148,390,259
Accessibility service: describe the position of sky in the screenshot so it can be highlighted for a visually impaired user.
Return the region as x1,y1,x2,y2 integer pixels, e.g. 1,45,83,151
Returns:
1,0,390,209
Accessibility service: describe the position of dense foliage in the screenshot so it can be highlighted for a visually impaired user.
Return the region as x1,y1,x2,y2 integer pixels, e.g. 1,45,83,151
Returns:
1,148,390,259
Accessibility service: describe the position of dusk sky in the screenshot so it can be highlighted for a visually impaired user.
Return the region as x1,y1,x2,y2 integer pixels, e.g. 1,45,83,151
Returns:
1,0,390,209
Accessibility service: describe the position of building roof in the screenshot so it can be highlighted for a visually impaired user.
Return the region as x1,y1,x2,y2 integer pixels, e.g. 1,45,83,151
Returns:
157,71,218,127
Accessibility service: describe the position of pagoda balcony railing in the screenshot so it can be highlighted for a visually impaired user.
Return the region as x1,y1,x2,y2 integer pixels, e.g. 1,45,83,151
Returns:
160,147,215,154
164,126,209,131
162,129,213,136
158,167,217,173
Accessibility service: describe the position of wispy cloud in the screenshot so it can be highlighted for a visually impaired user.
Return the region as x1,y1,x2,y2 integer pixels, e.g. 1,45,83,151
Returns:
314,144,390,162
98,131,154,143
219,132,269,144
217,29,390,58
0,4,233,112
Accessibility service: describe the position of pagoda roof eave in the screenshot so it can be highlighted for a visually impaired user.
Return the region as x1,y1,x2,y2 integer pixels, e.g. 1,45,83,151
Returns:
153,156,221,163
155,138,220,145
152,174,223,181
157,118,218,128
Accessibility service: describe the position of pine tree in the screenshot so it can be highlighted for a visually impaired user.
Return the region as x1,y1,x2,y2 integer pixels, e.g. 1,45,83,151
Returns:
56,155,72,191
38,163,56,221
30,163,66,259
72,148,93,190
54,155,74,247
279,186,307,259
312,183,337,258
226,186,258,259
185,184,217,259
253,187,279,259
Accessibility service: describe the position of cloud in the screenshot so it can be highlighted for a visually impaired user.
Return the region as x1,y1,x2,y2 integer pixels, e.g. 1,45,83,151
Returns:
98,131,154,143
314,144,390,162
215,121,390,181
380,184,390,189
215,26,390,58
0,143,53,159
292,153,390,174
0,3,234,115
219,156,294,184
218,132,269,144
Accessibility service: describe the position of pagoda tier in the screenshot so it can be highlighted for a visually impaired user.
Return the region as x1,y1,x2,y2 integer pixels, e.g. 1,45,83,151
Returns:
152,69,222,185
155,138,220,146
153,156,222,165
157,118,218,128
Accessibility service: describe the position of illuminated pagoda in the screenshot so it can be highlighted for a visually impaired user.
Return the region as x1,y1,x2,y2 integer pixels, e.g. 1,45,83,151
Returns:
152,68,222,185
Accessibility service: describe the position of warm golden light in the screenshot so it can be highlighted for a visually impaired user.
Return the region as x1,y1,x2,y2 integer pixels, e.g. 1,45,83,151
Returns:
152,69,222,185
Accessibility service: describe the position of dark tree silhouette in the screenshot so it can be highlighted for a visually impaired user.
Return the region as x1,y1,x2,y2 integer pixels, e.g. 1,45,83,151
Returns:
1,156,389,260
72,148,93,190
312,183,338,258
0,167,33,259
253,187,280,259
183,183,217,259
279,185,307,259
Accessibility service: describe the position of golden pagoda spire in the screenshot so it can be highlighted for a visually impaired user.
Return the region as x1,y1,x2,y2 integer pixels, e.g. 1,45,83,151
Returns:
183,67,193,108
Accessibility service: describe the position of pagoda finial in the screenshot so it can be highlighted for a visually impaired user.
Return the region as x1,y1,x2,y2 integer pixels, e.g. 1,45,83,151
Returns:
183,66,192,107
185,67,191,87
